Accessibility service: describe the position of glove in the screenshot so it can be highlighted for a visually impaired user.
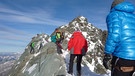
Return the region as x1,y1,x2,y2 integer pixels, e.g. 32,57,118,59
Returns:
103,54,112,69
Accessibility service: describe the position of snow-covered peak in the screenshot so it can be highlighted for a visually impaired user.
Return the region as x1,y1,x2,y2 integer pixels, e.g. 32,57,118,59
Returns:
78,16,87,23
69,16,88,27
9,16,109,76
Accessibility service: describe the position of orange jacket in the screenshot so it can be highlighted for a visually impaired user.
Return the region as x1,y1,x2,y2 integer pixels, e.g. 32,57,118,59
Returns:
68,31,88,54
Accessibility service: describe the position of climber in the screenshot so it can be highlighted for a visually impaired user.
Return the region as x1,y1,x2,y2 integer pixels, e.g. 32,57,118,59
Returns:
36,41,44,53
67,30,88,76
30,42,35,54
103,0,135,76
51,28,64,55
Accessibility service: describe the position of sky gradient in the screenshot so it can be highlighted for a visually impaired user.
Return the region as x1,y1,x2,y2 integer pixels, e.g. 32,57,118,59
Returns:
0,0,135,53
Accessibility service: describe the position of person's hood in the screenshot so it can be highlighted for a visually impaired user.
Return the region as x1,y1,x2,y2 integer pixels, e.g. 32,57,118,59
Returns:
111,2,135,13
111,0,124,9
72,31,82,37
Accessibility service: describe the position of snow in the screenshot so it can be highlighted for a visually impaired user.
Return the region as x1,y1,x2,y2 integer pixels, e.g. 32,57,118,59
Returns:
21,25,112,76
25,46,29,49
63,50,111,76
17,62,20,64
83,57,95,72
72,21,77,25
15,62,20,69
88,41,96,52
61,25,64,28
97,57,103,65
82,32,87,38
48,37,51,42
66,33,72,41
28,64,37,74
22,60,30,73
79,16,86,23
98,39,104,47
34,52,40,57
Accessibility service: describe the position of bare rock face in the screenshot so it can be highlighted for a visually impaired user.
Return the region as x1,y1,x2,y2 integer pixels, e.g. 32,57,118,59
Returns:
51,16,108,74
10,34,66,76
10,16,108,76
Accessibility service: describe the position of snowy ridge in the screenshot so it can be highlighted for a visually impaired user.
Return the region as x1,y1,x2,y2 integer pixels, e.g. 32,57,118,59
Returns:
61,16,109,75
9,16,110,76
63,50,111,76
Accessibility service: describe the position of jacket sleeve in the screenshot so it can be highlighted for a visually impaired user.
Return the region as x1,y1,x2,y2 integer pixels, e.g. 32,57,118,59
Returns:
68,38,73,51
84,39,88,52
105,13,120,54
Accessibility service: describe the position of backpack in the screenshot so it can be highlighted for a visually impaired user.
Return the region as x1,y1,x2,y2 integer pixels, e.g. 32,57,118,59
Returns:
56,32,61,42
30,42,35,48
51,35,56,43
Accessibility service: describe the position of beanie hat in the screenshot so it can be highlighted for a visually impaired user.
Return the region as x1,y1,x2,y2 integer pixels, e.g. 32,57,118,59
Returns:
111,0,124,9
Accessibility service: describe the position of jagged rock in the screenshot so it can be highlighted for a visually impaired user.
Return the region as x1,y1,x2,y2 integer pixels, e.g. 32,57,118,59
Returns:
54,16,108,74
10,34,66,76
10,16,108,76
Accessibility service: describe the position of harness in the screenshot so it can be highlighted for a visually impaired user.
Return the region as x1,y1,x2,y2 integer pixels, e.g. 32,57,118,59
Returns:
112,57,135,72
113,66,135,72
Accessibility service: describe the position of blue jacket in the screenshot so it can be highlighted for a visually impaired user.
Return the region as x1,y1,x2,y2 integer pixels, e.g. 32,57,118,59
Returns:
105,2,135,60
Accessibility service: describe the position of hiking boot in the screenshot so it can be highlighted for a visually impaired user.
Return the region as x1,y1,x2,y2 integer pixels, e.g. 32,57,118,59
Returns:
77,72,81,76
68,71,73,75
67,73,72,76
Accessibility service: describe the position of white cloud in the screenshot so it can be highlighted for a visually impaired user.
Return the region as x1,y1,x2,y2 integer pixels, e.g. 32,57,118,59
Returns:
0,7,67,26
0,6,68,52
0,24,33,51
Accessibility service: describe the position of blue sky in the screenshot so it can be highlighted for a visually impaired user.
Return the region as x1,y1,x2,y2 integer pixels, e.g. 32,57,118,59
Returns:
0,0,135,53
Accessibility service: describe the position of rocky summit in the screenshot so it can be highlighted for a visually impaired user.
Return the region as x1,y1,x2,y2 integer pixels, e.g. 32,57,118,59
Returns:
9,16,109,76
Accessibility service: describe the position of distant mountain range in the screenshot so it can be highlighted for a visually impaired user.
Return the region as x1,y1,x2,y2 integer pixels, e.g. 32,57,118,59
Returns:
0,52,21,76
0,52,21,64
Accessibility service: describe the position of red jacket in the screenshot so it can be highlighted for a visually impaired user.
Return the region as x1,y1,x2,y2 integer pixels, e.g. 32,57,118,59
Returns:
68,31,88,55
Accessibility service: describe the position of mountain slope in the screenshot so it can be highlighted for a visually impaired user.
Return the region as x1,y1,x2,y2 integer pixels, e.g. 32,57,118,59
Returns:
51,16,108,74
9,16,109,76
9,34,67,76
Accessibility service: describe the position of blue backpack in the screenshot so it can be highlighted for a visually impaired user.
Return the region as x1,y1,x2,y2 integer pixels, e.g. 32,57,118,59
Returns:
51,35,56,43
